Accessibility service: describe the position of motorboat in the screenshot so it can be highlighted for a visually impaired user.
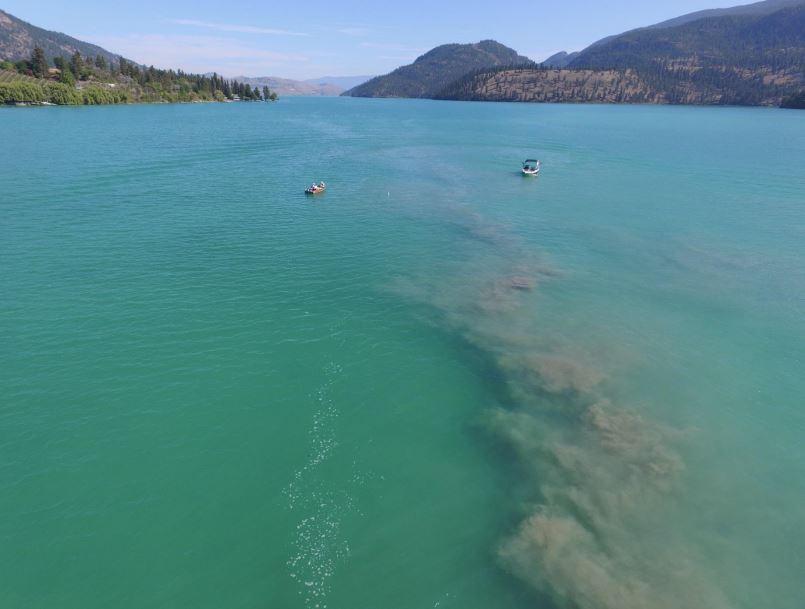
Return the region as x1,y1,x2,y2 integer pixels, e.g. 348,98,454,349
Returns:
522,160,541,176
305,181,326,195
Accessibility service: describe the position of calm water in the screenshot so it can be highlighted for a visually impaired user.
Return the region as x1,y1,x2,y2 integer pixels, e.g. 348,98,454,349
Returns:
1,99,804,609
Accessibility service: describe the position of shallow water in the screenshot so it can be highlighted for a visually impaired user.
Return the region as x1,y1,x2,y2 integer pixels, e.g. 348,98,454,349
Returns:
1,99,804,609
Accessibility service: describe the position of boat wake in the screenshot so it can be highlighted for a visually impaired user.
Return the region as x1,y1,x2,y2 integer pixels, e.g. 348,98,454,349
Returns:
284,362,360,609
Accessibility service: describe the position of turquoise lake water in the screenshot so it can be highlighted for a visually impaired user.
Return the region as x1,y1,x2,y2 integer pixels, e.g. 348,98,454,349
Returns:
1,98,804,609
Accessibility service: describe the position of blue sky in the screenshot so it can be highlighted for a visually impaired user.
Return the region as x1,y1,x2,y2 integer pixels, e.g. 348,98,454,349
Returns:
4,0,748,78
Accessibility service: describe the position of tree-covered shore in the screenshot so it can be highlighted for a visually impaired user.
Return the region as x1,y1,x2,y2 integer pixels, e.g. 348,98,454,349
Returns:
0,47,278,106
781,91,805,109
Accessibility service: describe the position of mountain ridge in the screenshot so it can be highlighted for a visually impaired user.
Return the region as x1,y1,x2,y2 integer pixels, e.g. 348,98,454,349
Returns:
542,51,580,68
305,75,373,90
437,0,805,106
548,0,805,63
343,40,531,98
567,3,805,70
648,0,805,29
0,9,121,64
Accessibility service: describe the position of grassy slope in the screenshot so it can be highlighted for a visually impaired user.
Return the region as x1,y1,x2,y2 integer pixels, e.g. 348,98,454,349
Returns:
0,68,38,83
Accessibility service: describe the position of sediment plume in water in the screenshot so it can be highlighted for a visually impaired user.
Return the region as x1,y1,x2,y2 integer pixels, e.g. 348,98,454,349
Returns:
389,209,735,609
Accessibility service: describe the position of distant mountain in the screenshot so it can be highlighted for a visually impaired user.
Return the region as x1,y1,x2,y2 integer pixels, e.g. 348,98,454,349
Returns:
437,0,805,107
568,0,805,70
0,9,120,64
541,51,580,68
343,40,531,98
564,0,803,55
542,0,805,66
647,0,805,29
231,76,343,96
304,75,373,90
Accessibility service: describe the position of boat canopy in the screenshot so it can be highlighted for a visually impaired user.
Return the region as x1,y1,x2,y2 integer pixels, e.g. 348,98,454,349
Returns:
523,159,539,164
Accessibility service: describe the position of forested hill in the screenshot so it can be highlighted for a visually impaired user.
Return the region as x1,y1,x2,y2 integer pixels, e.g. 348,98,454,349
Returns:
641,0,804,30
343,40,531,98
0,11,279,106
436,2,805,106
548,0,805,62
0,9,119,64
781,90,805,107
567,2,805,71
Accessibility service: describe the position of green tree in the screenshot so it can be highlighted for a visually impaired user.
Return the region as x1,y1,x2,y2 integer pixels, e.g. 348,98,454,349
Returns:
95,55,107,70
59,68,75,86
781,90,805,109
262,85,270,100
70,51,83,79
31,47,48,78
15,59,31,75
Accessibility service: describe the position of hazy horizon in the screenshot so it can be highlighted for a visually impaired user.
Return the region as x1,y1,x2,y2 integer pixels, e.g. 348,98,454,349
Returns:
1,0,767,79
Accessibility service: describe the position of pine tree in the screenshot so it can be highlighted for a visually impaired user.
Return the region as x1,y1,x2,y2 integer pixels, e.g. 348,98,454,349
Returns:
31,47,48,78
70,51,83,79
95,55,107,70
262,86,270,101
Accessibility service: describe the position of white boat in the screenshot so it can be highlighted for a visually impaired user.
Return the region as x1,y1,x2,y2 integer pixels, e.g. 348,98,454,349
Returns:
522,159,541,176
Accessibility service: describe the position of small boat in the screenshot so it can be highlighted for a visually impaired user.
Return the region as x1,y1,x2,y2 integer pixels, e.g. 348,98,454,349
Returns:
305,181,326,195
522,159,541,176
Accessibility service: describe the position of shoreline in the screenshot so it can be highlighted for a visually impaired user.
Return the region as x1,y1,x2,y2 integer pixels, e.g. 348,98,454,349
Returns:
1,98,277,108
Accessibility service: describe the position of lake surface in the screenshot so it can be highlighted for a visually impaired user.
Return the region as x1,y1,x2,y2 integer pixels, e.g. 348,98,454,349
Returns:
1,98,804,609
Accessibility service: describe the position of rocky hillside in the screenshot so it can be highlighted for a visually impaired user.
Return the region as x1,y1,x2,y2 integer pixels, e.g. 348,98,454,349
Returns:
438,1,805,106
343,40,531,98
437,65,794,105
0,9,120,64
436,68,654,103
